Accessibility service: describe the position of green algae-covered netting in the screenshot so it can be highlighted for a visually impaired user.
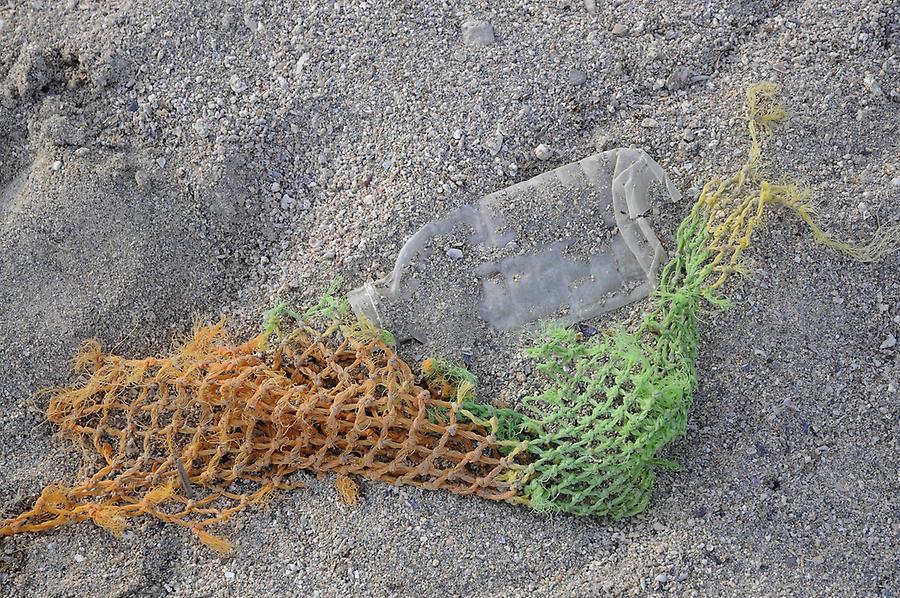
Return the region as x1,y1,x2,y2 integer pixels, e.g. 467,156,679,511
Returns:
515,207,716,517
496,82,900,517
3,83,898,551
500,82,899,516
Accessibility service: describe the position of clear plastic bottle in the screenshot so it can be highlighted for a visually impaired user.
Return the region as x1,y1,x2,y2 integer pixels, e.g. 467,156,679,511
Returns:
350,148,680,349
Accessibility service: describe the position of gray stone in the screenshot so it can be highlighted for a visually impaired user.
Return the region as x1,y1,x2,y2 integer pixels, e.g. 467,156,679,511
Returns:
533,144,552,160
446,248,464,260
666,66,695,91
192,118,210,137
863,73,883,97
461,19,495,46
568,69,587,86
295,53,311,75
485,131,504,156
229,74,248,93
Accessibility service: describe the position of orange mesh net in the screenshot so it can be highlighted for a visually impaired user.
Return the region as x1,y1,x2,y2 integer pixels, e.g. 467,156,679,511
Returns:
0,320,532,552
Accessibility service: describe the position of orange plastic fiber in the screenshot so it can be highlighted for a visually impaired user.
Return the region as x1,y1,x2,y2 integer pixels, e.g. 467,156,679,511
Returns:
0,319,530,551
335,475,359,506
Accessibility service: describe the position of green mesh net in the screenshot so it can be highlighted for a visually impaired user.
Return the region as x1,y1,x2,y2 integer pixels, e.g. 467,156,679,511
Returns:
472,82,900,518
518,206,716,516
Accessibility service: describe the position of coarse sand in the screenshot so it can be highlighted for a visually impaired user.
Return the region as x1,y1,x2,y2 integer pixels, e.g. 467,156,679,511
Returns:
0,1,898,596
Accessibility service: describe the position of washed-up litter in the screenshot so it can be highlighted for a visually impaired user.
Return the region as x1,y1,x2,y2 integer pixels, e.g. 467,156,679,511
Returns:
3,84,898,552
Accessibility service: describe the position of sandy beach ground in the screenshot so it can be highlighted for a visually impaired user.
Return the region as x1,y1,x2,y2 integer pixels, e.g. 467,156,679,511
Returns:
1,1,898,596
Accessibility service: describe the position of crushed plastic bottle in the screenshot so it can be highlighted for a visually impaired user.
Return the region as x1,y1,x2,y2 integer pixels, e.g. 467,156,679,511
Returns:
350,148,680,348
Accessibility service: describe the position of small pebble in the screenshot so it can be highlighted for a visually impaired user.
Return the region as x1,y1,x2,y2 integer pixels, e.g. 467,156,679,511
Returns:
533,144,552,161
446,248,464,260
880,335,896,350
641,117,658,128
51,160,62,171
461,18,494,46
229,74,248,93
74,554,85,563
889,177,900,187
295,53,311,75
655,573,669,583
611,23,627,36
156,157,166,168
224,570,235,580
280,194,295,209
193,119,210,137
666,66,695,91
485,132,504,156
863,73,883,97
568,69,586,86
578,323,598,338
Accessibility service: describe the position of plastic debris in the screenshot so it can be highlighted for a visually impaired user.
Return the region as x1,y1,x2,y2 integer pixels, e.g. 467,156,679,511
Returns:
335,475,360,506
350,149,680,345
0,316,531,551
4,84,898,552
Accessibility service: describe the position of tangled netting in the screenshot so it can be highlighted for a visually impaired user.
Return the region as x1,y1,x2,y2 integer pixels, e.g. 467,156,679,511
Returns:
0,319,533,552
513,82,899,516
2,83,897,550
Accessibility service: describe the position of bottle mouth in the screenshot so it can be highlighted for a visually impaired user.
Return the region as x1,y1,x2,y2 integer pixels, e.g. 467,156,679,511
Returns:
348,282,382,326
